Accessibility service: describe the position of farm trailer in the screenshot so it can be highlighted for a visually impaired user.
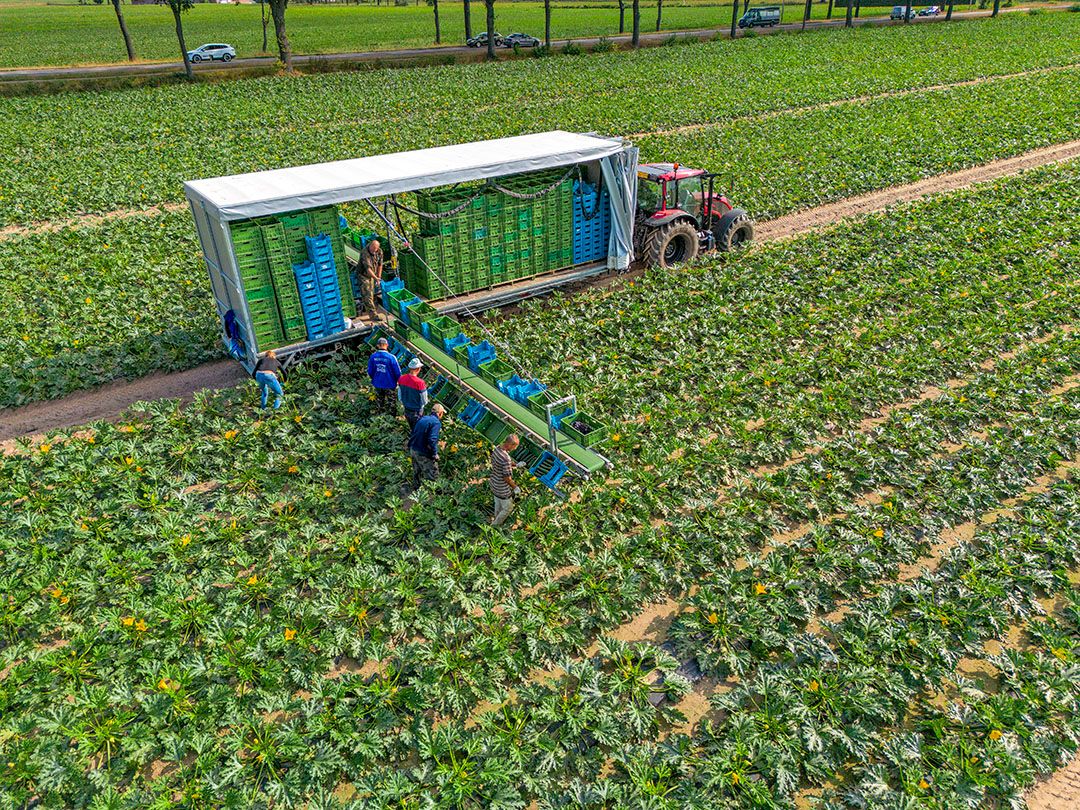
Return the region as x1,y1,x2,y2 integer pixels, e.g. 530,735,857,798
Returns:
183,130,640,373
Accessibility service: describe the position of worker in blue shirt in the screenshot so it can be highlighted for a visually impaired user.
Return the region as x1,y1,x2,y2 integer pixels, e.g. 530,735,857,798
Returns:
408,403,445,490
367,338,401,415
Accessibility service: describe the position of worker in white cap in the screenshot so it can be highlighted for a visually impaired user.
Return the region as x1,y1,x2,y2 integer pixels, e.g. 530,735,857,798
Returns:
397,357,429,431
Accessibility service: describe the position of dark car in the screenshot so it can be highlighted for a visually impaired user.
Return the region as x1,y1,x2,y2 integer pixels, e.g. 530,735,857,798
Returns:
466,31,503,47
502,32,541,48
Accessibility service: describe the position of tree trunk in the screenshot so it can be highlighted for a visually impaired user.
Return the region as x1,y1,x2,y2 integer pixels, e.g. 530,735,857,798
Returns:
172,6,192,80
261,0,269,52
631,0,640,46
730,0,739,38
112,0,136,61
855,0,861,17
463,0,472,40
433,0,440,43
268,0,291,71
485,0,496,59
991,0,999,15
544,0,551,47
655,0,662,32
802,0,812,28
618,0,625,33
826,0,834,19
845,0,853,24
945,0,954,19
904,0,912,20
743,0,750,11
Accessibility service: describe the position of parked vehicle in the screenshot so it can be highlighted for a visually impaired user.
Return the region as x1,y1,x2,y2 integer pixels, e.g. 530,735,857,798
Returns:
738,6,782,27
186,43,236,63
466,32,503,47
502,33,541,48
890,5,916,19
917,5,941,14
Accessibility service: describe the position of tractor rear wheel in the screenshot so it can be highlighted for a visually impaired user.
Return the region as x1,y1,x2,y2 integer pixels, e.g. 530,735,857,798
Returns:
713,209,754,251
643,220,699,269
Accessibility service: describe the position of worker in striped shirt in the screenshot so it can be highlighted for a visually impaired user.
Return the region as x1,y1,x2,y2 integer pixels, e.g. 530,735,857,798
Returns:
490,434,520,527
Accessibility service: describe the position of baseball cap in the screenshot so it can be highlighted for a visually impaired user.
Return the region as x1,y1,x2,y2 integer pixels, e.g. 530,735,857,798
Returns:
408,358,423,370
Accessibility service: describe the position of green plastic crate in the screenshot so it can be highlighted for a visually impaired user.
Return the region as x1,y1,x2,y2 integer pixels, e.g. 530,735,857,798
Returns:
404,300,438,333
386,288,419,318
426,315,461,345
478,357,515,387
475,412,512,446
560,412,608,447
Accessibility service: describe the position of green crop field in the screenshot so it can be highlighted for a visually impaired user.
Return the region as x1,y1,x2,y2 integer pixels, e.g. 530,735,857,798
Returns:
2,7,1080,806
0,13,1077,406
0,0,903,69
3,158,1080,806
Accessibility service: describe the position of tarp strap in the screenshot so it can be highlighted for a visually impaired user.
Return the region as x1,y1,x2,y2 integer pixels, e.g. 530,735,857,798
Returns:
575,167,604,223
390,165,578,220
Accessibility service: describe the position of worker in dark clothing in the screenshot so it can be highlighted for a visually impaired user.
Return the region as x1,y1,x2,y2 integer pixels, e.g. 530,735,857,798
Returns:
408,403,445,490
367,338,401,415
360,239,383,320
253,349,285,410
397,357,429,431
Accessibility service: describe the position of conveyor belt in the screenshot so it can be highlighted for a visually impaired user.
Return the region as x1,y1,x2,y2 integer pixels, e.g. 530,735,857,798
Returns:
392,326,610,477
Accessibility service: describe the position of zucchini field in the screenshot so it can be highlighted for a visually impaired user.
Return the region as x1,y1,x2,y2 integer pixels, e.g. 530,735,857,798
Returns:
3,158,1080,805
1,13,1079,407
3,8,1080,807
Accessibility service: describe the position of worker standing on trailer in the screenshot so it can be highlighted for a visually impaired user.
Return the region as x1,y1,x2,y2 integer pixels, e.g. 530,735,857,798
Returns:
490,434,521,527
408,403,445,490
360,239,384,321
367,338,401,415
397,358,429,431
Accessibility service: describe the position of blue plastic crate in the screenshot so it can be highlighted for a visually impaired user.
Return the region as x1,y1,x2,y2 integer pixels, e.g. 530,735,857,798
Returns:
465,341,497,373
443,332,470,356
531,451,568,490
460,399,488,428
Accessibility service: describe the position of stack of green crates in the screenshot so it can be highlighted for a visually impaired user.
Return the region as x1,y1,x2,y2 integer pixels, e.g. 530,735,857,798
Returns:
408,169,575,299
230,204,357,351
231,221,285,348
263,222,306,343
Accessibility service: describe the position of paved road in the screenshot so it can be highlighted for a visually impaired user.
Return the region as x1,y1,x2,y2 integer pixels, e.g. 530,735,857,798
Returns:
0,7,1037,84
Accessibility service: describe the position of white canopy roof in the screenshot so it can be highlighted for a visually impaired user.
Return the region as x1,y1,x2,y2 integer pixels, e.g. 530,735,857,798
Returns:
184,130,629,222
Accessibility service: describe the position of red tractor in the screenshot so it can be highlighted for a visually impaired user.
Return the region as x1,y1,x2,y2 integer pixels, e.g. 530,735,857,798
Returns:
634,163,754,268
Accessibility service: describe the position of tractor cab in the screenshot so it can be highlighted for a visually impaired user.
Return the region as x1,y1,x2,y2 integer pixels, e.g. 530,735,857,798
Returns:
635,162,754,268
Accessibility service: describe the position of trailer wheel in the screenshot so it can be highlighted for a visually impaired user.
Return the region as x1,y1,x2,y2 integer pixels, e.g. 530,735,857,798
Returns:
713,209,754,251
643,220,699,269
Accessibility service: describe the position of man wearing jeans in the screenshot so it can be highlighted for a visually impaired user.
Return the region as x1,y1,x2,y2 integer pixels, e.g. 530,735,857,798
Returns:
253,350,285,410
367,338,401,415
490,434,520,526
408,403,445,490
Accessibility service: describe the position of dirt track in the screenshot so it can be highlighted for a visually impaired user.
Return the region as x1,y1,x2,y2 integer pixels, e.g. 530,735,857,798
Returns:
0,361,246,448
755,139,1080,242
1028,752,1080,810
3,139,1080,448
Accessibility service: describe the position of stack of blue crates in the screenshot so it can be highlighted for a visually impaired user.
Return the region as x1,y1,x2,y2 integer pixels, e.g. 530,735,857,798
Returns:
572,180,612,265
294,235,346,341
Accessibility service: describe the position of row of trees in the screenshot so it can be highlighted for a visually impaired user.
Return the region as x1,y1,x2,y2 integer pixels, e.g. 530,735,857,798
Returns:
109,0,292,79
107,0,994,81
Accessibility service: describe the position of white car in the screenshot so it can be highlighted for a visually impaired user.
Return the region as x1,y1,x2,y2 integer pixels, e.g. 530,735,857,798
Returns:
187,44,236,63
